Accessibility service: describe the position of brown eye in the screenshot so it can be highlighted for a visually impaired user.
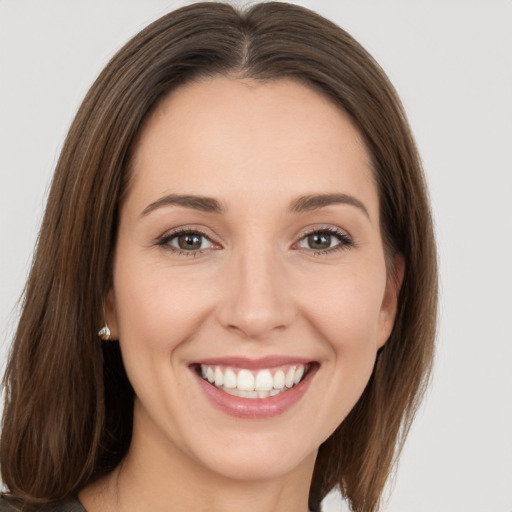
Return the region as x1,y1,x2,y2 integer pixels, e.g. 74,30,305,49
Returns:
176,233,203,250
306,233,332,250
296,228,353,253
160,230,214,253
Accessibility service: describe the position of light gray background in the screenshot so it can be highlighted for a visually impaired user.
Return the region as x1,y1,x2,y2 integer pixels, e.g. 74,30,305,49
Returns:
1,1,511,511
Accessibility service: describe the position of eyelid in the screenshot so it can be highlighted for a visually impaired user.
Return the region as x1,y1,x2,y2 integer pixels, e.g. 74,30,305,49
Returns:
156,224,223,243
294,224,351,239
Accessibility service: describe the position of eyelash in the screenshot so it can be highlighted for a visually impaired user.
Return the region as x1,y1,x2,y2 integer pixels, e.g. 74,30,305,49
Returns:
156,229,216,257
156,226,354,257
296,226,354,255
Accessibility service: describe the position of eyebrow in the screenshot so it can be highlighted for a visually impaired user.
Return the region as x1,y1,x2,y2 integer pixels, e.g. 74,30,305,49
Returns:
140,192,369,218
290,193,370,218
141,194,225,217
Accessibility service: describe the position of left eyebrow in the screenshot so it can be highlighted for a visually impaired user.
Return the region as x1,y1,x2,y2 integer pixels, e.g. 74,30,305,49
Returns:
289,193,370,219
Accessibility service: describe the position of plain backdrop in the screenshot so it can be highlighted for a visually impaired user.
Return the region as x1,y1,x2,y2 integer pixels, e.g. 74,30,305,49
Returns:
1,1,511,511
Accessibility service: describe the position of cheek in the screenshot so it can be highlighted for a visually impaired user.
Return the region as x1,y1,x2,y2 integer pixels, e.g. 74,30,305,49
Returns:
296,265,386,434
299,263,387,353
113,259,216,354
111,257,218,418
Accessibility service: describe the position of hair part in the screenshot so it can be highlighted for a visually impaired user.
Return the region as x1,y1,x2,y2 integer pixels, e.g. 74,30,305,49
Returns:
1,3,437,512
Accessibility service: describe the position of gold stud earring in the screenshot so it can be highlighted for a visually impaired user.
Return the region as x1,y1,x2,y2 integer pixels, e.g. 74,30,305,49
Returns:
98,325,112,341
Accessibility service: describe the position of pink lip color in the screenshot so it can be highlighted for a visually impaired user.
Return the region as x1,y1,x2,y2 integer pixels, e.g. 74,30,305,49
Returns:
193,364,317,419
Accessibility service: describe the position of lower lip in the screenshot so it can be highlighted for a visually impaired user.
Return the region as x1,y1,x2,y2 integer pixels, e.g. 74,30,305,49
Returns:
193,367,317,419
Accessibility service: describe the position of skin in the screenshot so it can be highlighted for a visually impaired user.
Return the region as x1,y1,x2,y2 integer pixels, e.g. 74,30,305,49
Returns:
80,77,401,512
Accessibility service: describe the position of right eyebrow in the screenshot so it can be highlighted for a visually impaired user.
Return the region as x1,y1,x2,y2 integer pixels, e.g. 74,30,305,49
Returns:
140,194,226,218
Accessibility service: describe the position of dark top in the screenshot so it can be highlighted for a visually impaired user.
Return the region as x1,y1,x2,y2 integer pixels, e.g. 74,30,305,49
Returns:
0,496,86,512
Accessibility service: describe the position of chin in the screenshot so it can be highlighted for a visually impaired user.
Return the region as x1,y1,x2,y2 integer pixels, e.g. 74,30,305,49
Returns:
188,436,318,483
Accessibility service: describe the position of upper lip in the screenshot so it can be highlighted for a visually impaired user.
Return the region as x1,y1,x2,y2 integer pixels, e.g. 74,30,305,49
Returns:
189,356,315,370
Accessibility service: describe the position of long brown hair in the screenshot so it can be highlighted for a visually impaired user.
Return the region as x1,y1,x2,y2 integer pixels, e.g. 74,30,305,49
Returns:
1,3,437,512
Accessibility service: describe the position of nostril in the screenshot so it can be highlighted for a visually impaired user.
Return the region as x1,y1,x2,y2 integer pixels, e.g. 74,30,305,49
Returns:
224,321,288,340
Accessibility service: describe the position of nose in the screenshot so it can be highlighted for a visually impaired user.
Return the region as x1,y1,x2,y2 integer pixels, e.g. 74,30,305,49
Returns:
216,245,294,340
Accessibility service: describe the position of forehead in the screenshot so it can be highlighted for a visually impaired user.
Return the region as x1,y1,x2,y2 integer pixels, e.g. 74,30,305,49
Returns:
127,76,377,217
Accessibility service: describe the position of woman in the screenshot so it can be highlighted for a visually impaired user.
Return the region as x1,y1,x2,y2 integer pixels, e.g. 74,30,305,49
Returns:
0,2,437,512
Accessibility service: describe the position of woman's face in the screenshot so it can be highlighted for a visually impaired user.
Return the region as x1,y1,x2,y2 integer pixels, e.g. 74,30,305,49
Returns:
108,77,400,482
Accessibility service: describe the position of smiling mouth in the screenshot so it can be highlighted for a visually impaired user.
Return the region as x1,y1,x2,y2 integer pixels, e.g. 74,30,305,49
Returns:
193,363,315,399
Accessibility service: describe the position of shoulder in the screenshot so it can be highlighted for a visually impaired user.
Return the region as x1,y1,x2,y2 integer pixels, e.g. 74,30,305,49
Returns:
0,496,86,512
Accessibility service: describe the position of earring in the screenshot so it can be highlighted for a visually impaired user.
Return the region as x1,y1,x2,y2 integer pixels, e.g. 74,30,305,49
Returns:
98,324,112,341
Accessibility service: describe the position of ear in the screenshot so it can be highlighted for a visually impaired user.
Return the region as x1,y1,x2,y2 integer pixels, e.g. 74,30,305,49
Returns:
104,288,119,340
377,253,405,349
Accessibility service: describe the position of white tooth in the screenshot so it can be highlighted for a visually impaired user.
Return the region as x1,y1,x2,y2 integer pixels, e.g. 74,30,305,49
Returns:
285,367,296,388
273,370,285,389
201,365,207,378
206,366,215,383
220,386,274,399
238,390,258,398
237,369,255,391
224,369,237,388
255,369,273,391
214,367,223,387
294,364,305,385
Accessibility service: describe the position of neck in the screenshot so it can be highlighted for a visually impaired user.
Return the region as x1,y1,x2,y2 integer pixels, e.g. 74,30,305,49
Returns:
80,402,316,512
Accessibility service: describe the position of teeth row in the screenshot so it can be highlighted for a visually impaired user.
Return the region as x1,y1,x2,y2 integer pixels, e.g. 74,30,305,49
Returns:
201,364,306,392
